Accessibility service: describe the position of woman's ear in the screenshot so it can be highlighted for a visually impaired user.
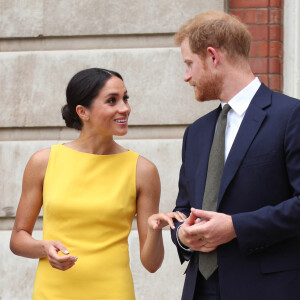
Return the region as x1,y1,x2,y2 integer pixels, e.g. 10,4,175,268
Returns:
76,105,89,122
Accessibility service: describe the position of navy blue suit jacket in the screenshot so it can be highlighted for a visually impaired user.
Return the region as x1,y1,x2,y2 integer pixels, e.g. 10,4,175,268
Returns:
171,84,300,300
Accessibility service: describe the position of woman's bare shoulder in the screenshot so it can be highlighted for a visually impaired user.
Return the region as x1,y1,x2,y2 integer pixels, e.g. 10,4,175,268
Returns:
29,147,51,164
26,147,51,175
136,155,159,177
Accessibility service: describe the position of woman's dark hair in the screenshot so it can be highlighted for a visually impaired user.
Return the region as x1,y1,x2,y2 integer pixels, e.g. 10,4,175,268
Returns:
61,68,123,130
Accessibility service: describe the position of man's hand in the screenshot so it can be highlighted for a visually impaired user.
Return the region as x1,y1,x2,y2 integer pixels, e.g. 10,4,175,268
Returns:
178,208,237,253
178,211,214,252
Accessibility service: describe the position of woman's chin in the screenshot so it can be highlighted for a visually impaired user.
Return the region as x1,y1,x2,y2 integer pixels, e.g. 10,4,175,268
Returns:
114,129,128,137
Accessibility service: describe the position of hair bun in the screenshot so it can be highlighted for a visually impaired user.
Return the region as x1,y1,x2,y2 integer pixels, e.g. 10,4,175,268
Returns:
61,104,82,130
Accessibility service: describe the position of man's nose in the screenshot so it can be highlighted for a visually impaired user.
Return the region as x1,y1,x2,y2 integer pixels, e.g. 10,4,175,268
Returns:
184,70,191,82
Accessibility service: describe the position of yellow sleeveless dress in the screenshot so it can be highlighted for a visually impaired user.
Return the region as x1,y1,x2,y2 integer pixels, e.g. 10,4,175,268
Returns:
33,144,139,300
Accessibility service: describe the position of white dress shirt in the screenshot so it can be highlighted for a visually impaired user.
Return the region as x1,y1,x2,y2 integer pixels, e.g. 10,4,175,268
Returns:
176,77,261,252
222,77,261,161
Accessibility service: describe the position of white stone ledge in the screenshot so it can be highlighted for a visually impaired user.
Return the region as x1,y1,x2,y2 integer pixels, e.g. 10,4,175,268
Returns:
0,48,219,127
0,125,187,141
0,139,183,217
0,0,224,38
0,34,175,52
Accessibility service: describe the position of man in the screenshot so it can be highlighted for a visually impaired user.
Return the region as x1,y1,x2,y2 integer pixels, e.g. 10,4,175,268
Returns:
171,11,300,300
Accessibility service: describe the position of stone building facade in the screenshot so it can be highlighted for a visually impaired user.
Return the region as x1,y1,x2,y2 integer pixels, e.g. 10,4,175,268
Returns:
0,0,299,299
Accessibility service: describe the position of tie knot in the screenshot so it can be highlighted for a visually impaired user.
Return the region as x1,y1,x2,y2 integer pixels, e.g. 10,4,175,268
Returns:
222,104,231,114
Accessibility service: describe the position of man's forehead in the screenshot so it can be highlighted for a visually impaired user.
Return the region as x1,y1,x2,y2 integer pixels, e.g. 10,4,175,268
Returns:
180,38,190,49
180,39,192,57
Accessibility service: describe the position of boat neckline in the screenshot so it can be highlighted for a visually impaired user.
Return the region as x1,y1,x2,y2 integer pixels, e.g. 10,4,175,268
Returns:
59,144,131,157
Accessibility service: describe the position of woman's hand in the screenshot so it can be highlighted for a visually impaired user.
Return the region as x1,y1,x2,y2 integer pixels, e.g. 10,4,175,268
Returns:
44,240,78,271
148,211,187,230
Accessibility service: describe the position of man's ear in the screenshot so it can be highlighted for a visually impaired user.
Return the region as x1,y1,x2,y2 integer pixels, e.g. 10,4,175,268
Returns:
76,105,90,122
206,47,220,67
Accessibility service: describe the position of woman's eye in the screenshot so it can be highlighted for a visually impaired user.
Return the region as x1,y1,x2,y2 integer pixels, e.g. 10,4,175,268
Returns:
107,97,116,104
123,95,129,102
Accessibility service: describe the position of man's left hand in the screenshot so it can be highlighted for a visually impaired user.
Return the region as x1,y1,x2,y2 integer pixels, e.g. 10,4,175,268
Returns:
187,208,237,252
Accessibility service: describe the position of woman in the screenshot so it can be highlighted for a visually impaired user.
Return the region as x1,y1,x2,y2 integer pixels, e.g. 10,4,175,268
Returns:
10,68,186,299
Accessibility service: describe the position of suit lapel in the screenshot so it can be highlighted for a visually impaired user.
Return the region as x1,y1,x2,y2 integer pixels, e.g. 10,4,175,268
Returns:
217,84,272,209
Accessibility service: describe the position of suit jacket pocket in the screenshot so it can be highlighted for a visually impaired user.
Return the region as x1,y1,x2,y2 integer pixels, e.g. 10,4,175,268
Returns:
242,151,280,167
259,248,300,274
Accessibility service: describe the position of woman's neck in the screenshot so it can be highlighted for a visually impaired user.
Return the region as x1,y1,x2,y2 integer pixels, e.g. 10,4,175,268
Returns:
67,131,122,155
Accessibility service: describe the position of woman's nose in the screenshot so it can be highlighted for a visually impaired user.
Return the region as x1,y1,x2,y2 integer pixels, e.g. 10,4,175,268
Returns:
119,102,130,113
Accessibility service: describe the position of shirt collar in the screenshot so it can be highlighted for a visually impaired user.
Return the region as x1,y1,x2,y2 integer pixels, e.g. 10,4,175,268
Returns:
221,77,261,115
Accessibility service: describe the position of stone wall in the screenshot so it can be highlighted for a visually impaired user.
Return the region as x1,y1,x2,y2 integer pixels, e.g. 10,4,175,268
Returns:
0,1,224,299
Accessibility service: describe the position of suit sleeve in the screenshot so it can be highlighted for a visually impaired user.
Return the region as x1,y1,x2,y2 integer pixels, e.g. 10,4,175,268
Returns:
232,103,300,255
171,126,193,263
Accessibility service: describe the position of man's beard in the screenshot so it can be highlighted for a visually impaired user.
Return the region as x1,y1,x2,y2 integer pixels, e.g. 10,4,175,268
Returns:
194,72,223,102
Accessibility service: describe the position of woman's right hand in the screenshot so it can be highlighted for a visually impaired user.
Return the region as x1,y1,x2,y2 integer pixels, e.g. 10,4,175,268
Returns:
44,240,78,271
148,211,187,230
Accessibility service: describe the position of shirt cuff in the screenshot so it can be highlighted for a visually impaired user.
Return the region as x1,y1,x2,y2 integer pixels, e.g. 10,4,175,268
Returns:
176,224,194,252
